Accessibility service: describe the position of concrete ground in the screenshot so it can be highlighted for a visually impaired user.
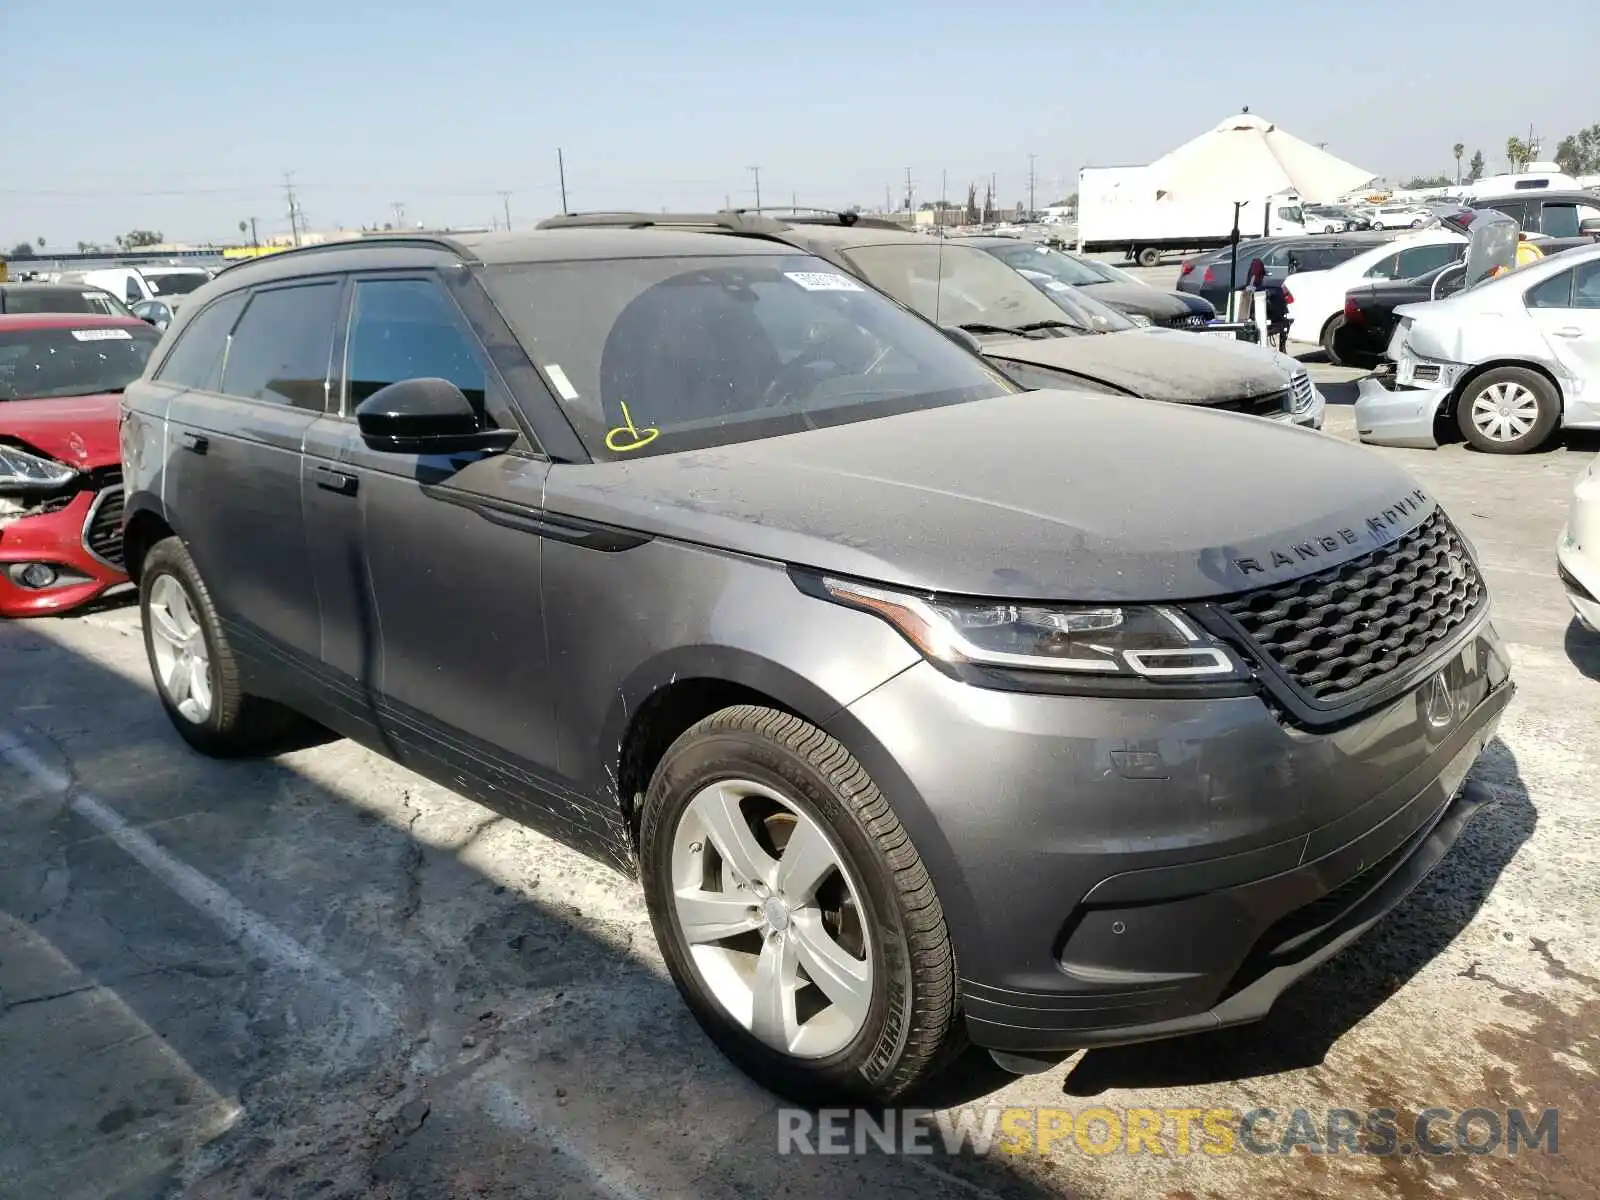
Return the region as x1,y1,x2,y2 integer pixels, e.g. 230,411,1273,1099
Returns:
2,354,1597,1199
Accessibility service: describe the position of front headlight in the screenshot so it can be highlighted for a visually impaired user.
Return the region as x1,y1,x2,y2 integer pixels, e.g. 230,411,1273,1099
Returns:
1125,313,1153,327
0,445,78,492
814,576,1240,680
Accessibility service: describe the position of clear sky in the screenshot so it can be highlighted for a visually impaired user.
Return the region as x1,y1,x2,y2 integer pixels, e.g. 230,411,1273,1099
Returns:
3,0,1597,248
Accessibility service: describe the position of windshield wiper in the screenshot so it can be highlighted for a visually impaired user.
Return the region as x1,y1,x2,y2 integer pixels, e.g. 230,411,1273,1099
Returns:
1014,319,1087,335
955,321,1029,337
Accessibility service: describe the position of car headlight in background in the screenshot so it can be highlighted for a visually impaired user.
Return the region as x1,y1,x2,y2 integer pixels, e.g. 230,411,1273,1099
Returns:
1125,313,1153,327
0,445,78,492
812,576,1240,680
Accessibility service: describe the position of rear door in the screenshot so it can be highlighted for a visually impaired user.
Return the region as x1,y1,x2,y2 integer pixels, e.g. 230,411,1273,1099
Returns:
1524,260,1600,423
163,278,343,698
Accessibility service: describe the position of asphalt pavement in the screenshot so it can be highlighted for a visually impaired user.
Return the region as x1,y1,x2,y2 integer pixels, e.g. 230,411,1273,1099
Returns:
2,342,1597,1200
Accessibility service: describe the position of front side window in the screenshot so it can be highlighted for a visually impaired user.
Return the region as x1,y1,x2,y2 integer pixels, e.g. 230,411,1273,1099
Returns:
0,325,160,401
155,292,248,391
479,253,1015,461
221,282,340,410
1485,200,1528,226
344,277,487,412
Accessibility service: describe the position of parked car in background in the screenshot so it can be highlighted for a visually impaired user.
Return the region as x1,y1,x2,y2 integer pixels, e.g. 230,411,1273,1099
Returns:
140,265,214,299
1333,260,1469,366
1304,206,1351,233
1466,191,1600,255
1355,216,1600,453
1560,452,1600,632
0,314,156,615
1177,233,1392,312
121,230,1509,1101
0,282,131,317
569,214,1325,425
1331,206,1374,231
1284,231,1467,352
970,237,1217,328
1370,204,1432,230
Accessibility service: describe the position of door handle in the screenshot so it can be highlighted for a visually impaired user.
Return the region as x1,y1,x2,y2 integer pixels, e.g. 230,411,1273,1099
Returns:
313,465,359,496
178,431,208,454
1553,327,1584,338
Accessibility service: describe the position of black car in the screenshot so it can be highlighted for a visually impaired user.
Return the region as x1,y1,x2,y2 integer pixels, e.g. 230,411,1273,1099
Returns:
1177,234,1394,312
1468,191,1600,254
1331,261,1468,366
971,237,1216,328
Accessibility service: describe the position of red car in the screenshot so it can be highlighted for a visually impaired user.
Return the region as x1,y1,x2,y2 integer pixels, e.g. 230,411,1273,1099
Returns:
0,313,160,616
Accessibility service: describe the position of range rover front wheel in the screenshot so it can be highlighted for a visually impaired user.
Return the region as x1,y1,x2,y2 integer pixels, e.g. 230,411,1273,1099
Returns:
139,536,298,757
639,705,962,1103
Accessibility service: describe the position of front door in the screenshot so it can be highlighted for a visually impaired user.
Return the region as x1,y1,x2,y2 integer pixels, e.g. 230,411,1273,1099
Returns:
163,278,344,699
308,272,572,834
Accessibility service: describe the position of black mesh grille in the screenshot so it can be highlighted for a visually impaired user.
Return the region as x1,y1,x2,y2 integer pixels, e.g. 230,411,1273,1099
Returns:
1212,389,1289,418
84,486,125,569
1167,313,1208,330
1220,510,1484,701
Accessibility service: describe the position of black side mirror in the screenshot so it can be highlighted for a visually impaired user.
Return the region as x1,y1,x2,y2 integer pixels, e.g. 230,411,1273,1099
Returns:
355,377,518,455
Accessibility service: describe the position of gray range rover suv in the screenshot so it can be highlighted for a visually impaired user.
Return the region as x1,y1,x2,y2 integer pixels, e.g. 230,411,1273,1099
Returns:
120,230,1512,1103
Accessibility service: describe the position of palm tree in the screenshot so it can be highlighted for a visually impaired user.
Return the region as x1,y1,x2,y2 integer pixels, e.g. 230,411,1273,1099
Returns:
1506,136,1531,173
35,237,44,249
1453,143,1465,184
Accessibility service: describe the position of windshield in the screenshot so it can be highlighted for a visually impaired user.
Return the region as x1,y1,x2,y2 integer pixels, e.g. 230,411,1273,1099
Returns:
981,245,1137,332
0,325,160,400
841,243,1104,335
480,253,1016,461
145,272,209,296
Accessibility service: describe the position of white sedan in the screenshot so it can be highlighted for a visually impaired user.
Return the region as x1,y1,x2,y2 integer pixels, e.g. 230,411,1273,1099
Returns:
1560,452,1600,632
1282,231,1466,349
1355,242,1600,453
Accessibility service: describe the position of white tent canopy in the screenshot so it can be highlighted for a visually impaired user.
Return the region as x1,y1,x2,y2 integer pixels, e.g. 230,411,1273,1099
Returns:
1147,113,1376,205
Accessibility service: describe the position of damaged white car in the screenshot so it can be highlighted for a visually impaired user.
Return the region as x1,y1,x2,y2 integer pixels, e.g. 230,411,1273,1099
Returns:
1355,211,1600,454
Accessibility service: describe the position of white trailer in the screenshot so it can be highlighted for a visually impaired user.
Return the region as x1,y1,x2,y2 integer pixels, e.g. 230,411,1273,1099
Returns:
1075,165,1307,266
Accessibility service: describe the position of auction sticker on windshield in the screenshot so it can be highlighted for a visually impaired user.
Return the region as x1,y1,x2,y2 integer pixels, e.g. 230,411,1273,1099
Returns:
70,328,132,341
785,272,863,292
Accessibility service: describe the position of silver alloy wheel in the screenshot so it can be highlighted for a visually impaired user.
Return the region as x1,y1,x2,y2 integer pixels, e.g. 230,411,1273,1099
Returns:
670,778,872,1059
1470,381,1541,442
147,574,213,723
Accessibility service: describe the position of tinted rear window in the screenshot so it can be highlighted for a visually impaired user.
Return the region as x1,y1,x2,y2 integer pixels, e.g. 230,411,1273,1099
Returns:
0,325,160,400
155,292,247,391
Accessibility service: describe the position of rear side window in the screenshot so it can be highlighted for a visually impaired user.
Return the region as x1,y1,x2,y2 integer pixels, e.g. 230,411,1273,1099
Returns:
154,292,247,391
343,277,487,411
221,282,341,411
1575,262,1600,309
1364,252,1403,280
1394,243,1464,279
1525,270,1574,309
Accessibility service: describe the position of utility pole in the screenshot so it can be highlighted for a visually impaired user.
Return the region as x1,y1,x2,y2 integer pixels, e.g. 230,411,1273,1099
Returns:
498,190,512,230
748,165,762,211
390,201,406,230
791,190,797,214
885,182,892,213
557,148,568,212
283,173,301,246
1027,153,1037,219
904,166,913,212
248,216,259,250
941,169,948,210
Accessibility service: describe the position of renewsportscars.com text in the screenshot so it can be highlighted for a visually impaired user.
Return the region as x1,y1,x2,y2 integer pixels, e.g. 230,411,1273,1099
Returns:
777,1105,1560,1158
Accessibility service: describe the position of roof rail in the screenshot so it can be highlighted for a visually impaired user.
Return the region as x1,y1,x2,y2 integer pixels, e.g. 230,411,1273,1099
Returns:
536,211,793,234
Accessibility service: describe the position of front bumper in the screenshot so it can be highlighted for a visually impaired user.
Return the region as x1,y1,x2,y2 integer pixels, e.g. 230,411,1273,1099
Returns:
0,487,128,617
1354,374,1451,449
1559,474,1600,632
835,620,1511,1054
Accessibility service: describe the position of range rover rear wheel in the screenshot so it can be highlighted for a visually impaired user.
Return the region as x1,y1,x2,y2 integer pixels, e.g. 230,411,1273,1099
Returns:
639,705,963,1104
139,536,299,757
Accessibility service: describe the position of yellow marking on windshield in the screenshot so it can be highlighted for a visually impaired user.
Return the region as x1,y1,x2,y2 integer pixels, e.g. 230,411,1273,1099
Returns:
605,401,660,453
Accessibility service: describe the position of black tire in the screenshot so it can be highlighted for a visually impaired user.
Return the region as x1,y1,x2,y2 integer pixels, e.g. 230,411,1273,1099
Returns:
1456,366,1561,454
139,536,300,756
639,705,962,1104
1135,246,1162,268
1410,218,1424,228
1321,315,1349,366
1371,220,1386,231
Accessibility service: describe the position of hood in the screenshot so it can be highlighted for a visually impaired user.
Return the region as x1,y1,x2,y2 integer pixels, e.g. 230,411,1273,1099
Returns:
980,326,1291,403
1074,281,1195,321
0,393,123,468
545,390,1433,603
